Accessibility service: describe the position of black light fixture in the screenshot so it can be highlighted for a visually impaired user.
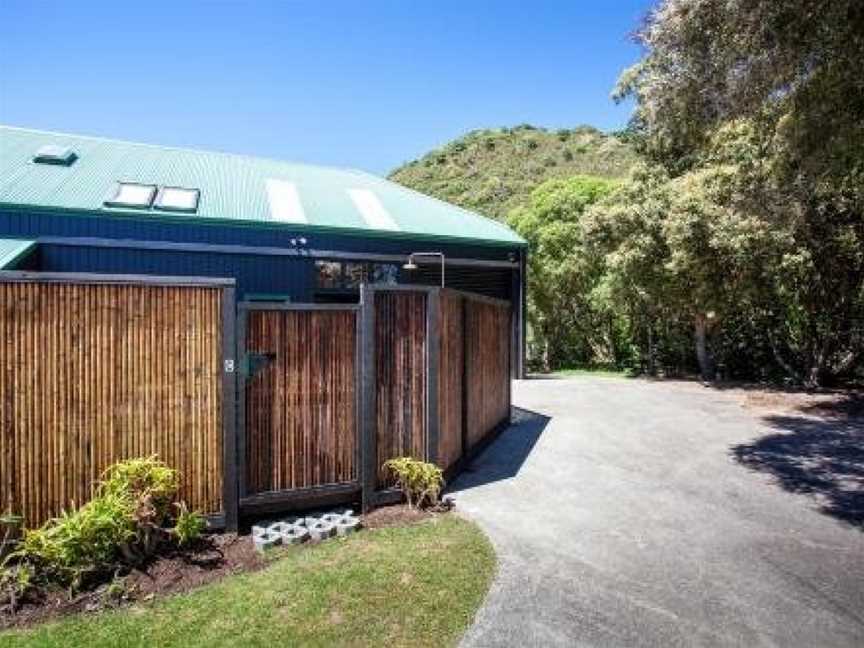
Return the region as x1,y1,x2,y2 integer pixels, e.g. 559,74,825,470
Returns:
403,252,445,287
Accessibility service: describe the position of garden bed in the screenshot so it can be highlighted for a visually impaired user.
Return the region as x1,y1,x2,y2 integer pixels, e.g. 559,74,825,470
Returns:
1,504,444,631
0,533,262,630
1,515,495,648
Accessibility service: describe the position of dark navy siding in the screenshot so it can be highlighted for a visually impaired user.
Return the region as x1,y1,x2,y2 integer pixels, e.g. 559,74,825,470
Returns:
39,244,315,300
0,207,516,262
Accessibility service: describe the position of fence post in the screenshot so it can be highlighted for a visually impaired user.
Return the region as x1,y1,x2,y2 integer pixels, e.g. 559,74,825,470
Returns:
426,288,441,465
359,285,378,512
221,286,240,531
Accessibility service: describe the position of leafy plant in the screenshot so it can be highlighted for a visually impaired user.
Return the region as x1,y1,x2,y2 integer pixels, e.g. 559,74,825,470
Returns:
173,503,206,547
99,456,180,523
7,457,182,591
0,562,35,611
383,458,444,510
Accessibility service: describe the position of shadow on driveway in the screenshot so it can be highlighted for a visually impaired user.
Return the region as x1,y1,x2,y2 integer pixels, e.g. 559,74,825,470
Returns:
732,414,864,529
451,407,550,491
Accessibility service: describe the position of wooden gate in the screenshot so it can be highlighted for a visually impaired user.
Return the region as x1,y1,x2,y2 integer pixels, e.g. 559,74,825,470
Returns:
238,303,360,515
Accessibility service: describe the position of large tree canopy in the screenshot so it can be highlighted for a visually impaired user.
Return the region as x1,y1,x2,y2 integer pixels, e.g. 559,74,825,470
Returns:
600,0,864,386
616,0,864,196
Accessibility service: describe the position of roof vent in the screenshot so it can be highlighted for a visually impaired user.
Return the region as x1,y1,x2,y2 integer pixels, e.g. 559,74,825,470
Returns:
33,145,78,166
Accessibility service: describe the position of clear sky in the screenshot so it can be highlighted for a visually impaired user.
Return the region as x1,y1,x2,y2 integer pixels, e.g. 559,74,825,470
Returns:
0,1,650,175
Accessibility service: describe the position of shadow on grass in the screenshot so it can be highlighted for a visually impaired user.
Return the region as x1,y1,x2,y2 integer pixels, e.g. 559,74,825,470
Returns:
450,407,550,491
731,414,864,529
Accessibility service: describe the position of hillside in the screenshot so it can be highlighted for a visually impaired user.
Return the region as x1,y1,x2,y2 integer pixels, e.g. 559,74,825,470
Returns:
388,125,639,220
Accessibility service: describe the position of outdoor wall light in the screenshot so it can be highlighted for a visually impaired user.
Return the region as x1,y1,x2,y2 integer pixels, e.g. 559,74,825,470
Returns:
403,252,445,287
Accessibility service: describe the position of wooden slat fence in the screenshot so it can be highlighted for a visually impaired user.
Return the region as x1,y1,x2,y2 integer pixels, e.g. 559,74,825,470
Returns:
373,291,428,487
243,308,358,495
464,298,512,450
362,286,512,504
437,290,464,472
0,275,511,528
0,277,227,527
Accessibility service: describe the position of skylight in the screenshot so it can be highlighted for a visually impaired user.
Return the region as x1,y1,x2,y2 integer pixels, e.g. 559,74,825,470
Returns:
348,189,399,231
104,182,157,209
155,186,200,213
266,179,306,223
33,145,77,166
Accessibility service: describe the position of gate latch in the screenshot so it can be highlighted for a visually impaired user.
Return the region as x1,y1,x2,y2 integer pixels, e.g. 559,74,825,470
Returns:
242,352,277,377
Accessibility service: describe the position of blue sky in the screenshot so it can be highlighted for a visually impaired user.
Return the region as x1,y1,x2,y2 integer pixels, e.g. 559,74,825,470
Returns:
0,1,650,174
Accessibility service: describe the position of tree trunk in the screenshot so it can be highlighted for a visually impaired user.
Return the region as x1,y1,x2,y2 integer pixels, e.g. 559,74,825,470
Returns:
694,314,715,382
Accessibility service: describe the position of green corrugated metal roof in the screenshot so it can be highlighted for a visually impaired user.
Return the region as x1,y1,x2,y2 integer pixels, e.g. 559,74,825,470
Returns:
0,238,36,269
0,126,525,247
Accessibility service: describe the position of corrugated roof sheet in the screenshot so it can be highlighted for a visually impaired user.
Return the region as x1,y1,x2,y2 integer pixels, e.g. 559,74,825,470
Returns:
0,238,36,269
0,126,525,247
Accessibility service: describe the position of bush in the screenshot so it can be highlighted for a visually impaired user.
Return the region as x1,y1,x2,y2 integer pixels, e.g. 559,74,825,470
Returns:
3,456,199,591
173,503,206,547
383,458,444,509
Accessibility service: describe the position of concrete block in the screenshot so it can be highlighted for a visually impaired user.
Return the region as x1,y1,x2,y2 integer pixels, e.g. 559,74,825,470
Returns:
335,516,361,536
308,520,335,542
280,525,310,545
253,530,282,552
320,512,344,525
267,521,291,535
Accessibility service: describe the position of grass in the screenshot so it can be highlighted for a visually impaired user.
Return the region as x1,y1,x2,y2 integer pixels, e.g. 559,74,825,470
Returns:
2,516,495,648
546,366,633,379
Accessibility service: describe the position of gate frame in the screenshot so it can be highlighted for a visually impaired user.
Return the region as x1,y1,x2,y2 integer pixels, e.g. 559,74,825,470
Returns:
235,301,362,520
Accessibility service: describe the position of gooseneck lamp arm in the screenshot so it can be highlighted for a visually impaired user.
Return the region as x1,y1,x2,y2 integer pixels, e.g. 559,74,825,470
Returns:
402,252,445,287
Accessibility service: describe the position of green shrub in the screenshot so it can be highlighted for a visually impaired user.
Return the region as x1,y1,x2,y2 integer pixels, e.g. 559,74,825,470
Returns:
0,562,35,610
99,456,179,523
7,456,181,590
383,457,444,509
173,503,206,547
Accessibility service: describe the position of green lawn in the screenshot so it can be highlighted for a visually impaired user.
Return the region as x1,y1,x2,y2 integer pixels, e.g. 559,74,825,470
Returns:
547,367,632,379
2,516,495,648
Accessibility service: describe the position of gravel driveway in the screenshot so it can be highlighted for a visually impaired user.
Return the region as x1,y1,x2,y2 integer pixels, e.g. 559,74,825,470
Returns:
452,377,864,647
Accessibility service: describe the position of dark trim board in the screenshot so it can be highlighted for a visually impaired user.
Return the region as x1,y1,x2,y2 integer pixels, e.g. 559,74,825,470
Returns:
425,289,441,466
37,235,520,269
205,513,226,532
238,301,360,312
239,483,361,518
0,269,235,287
221,286,240,531
369,488,404,508
359,284,378,512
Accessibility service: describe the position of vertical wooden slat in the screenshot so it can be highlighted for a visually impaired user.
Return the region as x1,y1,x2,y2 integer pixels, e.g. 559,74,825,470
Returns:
243,308,357,495
373,291,428,488
0,280,225,527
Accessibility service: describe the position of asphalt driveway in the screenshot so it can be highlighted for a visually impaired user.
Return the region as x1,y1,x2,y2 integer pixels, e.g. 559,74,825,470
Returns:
451,377,864,647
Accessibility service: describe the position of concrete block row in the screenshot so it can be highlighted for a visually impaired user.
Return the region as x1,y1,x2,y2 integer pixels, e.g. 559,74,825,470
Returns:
251,508,362,552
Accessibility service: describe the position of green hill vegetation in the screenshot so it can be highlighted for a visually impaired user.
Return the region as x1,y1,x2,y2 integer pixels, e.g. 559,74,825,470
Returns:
388,125,639,220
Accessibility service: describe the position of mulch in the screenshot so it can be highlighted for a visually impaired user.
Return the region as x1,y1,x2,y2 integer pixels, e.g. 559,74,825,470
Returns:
0,533,264,631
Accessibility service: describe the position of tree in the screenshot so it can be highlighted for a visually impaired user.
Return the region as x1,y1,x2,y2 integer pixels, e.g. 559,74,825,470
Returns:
609,0,864,386
507,176,620,371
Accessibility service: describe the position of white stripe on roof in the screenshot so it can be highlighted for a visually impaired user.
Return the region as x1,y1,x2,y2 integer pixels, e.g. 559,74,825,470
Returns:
348,188,400,231
266,179,307,224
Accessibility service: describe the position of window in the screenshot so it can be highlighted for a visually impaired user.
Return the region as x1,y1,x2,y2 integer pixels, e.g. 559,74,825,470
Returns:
155,186,200,213
315,261,343,289
371,263,399,285
104,182,157,209
315,260,401,291
33,145,77,166
344,263,367,288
